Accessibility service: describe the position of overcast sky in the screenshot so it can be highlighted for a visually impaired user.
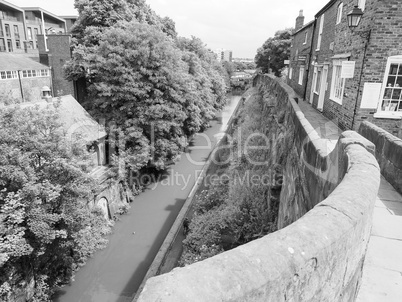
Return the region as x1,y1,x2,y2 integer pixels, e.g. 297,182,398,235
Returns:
11,0,330,58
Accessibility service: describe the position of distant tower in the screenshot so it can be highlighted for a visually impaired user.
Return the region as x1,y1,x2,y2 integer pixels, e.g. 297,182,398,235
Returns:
295,10,305,31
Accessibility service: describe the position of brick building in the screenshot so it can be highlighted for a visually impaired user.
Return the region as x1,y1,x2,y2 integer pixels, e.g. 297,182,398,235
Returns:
288,10,314,97
0,0,67,55
288,0,402,135
0,52,51,103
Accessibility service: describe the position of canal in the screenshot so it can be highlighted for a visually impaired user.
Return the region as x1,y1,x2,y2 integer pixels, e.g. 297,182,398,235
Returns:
54,95,241,302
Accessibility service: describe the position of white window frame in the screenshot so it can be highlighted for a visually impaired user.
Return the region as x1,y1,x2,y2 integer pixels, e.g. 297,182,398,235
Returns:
316,14,324,51
303,31,308,44
289,67,293,79
298,66,305,85
330,60,346,104
0,70,18,80
358,0,366,11
375,55,402,118
336,3,343,24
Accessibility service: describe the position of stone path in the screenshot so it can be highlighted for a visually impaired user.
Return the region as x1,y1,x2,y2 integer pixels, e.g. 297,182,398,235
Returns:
297,99,402,301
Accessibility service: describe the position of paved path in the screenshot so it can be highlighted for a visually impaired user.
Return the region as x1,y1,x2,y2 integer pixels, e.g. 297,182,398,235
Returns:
297,99,402,301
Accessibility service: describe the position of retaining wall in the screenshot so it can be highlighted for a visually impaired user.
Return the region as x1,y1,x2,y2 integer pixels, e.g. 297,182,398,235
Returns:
359,121,402,195
136,75,380,302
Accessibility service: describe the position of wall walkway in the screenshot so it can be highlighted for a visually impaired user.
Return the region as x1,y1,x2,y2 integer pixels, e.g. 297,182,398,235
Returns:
136,75,381,302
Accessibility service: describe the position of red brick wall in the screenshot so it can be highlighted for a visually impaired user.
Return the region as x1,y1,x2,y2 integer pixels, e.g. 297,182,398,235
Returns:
287,22,314,98
301,0,402,133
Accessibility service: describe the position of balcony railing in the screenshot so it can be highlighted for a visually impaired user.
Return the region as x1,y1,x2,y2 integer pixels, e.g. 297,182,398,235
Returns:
0,15,19,22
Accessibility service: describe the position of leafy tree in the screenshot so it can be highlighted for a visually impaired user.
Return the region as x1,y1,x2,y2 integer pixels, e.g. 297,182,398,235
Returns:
66,1,227,173
0,105,110,300
255,28,292,76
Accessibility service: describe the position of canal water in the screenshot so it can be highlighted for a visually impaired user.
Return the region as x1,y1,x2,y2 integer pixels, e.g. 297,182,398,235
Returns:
54,95,241,302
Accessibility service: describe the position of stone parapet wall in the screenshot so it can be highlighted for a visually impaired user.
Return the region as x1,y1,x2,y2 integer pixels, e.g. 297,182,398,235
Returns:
359,121,402,194
136,75,380,302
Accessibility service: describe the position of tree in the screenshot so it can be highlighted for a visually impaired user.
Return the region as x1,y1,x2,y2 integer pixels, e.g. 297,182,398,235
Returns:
255,28,292,76
0,105,110,300
65,1,227,173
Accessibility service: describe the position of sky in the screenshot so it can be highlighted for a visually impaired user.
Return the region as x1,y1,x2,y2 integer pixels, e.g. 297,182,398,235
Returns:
10,0,330,58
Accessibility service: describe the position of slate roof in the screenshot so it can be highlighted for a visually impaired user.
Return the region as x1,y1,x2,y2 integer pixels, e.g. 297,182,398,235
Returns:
20,95,107,142
0,53,50,71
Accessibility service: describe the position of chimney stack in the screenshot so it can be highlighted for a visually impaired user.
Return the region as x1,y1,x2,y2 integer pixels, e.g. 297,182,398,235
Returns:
295,10,305,31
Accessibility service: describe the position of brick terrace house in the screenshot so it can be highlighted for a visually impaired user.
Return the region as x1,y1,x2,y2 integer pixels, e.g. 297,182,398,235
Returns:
288,0,402,136
288,10,314,98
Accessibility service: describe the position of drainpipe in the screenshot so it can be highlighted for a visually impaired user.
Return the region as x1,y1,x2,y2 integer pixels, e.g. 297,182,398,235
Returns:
303,17,318,101
17,70,24,102
351,30,372,130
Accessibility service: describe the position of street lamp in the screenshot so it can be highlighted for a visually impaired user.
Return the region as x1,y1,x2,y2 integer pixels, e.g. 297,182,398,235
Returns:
346,5,370,40
346,5,363,29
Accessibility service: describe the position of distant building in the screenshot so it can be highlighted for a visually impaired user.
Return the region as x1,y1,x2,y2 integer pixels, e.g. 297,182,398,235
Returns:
215,48,233,62
0,0,67,55
232,58,254,63
59,15,78,33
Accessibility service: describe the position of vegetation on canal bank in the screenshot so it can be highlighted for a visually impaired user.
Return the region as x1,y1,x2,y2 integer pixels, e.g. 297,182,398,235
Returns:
180,91,283,266
0,106,111,301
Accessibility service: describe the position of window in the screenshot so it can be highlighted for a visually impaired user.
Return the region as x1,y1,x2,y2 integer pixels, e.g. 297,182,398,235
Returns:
7,39,12,52
298,66,305,85
40,69,49,76
303,31,308,44
13,25,19,39
316,14,324,50
0,39,5,52
27,27,32,40
21,69,49,78
358,0,366,11
336,3,343,24
289,67,293,79
16,40,20,49
0,70,18,80
330,60,346,104
379,56,402,113
5,24,10,37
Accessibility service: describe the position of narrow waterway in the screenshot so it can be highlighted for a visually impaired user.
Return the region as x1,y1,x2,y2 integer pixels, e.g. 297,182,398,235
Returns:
54,95,241,302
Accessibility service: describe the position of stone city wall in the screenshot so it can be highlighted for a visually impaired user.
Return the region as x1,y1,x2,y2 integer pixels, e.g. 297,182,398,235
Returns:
136,75,380,302
359,121,402,195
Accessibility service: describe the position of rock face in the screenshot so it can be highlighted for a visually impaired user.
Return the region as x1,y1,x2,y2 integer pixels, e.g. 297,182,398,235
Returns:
136,75,381,302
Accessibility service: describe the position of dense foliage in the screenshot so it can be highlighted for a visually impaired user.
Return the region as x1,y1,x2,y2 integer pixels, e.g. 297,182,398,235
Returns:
255,28,292,76
65,0,227,173
180,92,281,266
0,105,111,300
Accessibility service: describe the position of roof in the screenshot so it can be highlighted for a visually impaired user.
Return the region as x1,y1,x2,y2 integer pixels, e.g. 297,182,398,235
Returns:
0,0,24,13
0,53,50,71
59,15,78,19
315,0,337,18
22,7,67,23
292,20,315,36
20,95,107,142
